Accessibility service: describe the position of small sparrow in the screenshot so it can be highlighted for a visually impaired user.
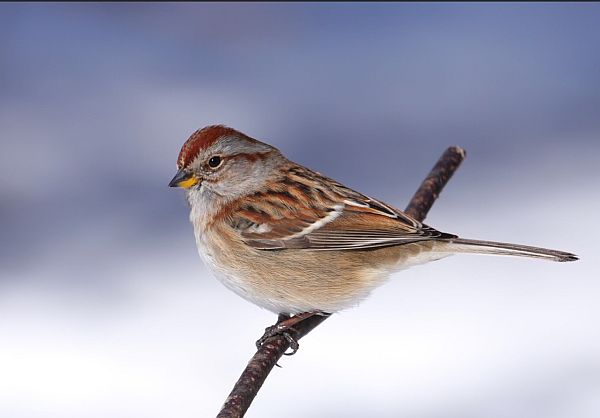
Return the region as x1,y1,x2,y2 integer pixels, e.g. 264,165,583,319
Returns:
170,125,577,318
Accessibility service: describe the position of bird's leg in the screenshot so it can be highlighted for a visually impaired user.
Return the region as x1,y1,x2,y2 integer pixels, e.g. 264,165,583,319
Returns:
277,313,291,323
255,311,319,355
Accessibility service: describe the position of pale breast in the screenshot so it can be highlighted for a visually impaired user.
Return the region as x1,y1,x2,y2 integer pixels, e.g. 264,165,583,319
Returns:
193,218,444,314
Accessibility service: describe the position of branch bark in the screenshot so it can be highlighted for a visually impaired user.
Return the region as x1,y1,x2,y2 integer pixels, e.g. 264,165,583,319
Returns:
216,146,467,418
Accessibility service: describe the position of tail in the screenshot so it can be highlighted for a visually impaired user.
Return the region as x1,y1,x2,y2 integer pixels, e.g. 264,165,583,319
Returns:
444,238,578,262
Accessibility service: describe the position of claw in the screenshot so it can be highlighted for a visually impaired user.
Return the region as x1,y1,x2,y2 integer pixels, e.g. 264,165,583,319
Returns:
255,311,321,354
255,325,300,355
281,332,299,355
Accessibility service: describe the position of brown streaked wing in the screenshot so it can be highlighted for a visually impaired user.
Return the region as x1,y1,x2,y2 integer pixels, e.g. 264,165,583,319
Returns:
230,162,455,250
232,195,454,251
228,187,344,248
285,209,455,250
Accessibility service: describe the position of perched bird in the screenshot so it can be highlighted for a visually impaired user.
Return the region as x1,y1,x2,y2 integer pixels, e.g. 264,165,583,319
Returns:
169,125,577,322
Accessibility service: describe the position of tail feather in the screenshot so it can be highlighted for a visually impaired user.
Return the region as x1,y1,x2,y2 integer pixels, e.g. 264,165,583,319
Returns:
446,238,578,262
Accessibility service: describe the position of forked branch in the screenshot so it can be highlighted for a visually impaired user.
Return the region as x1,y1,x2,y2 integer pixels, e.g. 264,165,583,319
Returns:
216,145,467,418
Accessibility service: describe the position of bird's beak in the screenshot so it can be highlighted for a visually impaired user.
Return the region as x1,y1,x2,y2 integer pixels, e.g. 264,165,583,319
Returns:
168,169,200,189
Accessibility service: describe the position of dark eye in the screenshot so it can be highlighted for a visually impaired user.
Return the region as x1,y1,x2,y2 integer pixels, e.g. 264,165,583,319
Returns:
208,156,222,169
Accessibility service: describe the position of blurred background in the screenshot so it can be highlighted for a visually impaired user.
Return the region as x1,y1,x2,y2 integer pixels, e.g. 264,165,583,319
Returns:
1,3,599,417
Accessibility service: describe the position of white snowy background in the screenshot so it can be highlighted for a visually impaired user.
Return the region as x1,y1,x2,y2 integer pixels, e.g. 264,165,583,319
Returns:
0,3,598,417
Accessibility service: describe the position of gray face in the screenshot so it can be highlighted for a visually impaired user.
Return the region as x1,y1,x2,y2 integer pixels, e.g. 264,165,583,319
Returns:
185,135,286,202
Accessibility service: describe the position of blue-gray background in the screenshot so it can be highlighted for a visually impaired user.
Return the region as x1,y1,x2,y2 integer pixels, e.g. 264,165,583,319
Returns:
1,3,599,417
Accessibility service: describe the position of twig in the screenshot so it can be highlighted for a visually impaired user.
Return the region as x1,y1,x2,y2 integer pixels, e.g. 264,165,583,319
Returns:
404,146,466,220
216,146,467,418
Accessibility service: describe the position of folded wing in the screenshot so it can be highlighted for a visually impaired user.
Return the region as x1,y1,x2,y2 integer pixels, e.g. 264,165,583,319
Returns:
229,181,454,250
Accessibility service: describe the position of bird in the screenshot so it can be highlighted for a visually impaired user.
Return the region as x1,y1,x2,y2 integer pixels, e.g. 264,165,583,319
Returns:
169,125,577,348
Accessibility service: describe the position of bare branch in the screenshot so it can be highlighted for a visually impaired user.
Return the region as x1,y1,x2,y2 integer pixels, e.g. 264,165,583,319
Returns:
216,146,467,418
404,146,466,220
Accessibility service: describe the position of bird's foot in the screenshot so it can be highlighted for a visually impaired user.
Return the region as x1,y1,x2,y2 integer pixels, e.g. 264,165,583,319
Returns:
255,324,300,355
255,312,317,355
